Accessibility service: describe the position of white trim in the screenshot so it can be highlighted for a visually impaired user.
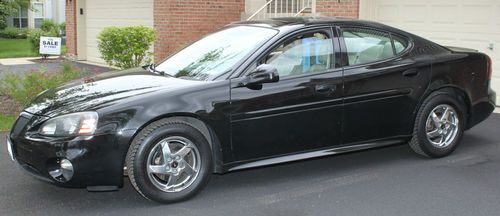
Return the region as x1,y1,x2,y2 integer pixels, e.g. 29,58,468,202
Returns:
358,0,374,20
76,0,86,61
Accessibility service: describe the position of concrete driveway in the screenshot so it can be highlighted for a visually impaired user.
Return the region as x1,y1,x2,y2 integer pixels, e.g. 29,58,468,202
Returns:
1,113,500,216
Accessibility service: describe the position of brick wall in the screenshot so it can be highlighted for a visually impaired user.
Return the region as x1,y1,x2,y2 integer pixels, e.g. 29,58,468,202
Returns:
65,0,77,57
154,0,245,61
316,0,359,18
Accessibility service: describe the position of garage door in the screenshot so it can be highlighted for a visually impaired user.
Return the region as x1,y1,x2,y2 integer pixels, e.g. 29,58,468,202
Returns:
360,0,500,105
85,0,153,63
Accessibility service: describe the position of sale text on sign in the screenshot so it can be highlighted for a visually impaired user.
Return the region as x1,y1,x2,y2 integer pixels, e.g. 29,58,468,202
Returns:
39,37,62,55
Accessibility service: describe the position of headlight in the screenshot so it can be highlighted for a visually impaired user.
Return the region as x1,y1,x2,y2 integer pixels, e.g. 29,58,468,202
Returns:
39,112,98,136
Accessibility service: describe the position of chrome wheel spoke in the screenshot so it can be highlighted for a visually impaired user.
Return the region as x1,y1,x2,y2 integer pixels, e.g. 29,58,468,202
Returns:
441,107,451,121
176,145,192,158
431,112,441,127
182,162,197,176
166,174,179,189
161,141,172,162
438,135,446,146
148,165,168,175
427,129,440,138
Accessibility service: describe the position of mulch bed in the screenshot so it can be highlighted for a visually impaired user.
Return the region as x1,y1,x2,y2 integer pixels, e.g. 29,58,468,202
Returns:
29,56,67,64
0,95,23,115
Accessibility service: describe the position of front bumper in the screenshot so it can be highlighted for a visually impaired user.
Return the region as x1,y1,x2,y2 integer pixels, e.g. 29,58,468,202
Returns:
7,113,126,188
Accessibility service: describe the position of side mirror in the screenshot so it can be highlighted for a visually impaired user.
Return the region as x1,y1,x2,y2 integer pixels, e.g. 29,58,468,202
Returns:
241,64,279,87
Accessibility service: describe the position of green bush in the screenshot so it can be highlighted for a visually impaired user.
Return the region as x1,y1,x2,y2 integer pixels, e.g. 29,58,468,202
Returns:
27,28,59,52
40,19,60,33
97,25,156,69
59,22,66,34
0,27,29,39
0,63,83,105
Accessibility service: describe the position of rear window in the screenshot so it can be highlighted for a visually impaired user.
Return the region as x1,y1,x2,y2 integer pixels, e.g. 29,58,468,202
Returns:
392,34,408,54
342,28,409,66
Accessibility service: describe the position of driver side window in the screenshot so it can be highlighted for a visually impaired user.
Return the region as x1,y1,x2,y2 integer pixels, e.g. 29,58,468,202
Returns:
261,31,334,78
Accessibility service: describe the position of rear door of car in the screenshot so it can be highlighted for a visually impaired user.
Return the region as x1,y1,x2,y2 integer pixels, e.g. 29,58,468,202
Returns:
229,26,344,161
338,25,432,144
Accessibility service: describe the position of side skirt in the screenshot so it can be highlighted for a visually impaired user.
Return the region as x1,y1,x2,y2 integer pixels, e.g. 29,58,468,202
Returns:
223,136,411,172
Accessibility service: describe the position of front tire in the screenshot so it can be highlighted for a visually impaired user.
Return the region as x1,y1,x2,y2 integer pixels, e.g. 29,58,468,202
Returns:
409,91,466,158
126,119,212,203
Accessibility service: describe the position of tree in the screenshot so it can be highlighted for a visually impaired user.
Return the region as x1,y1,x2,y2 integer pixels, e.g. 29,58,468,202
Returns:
0,0,30,29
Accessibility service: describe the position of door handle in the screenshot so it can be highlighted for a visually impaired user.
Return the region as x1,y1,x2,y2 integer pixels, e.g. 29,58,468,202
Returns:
402,68,419,77
315,84,335,94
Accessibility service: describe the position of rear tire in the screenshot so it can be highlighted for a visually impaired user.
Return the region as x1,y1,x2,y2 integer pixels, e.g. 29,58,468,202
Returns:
409,90,466,158
126,119,212,203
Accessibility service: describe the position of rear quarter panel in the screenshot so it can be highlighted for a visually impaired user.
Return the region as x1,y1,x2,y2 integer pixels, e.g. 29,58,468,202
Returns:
430,49,492,128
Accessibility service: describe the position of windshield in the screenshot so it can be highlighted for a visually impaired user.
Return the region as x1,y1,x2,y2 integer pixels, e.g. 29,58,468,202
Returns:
155,26,278,80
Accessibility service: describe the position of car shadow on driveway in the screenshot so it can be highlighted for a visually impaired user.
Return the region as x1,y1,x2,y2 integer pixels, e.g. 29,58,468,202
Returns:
1,114,499,216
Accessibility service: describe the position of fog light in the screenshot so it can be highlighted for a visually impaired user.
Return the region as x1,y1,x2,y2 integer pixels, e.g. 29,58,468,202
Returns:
48,158,74,182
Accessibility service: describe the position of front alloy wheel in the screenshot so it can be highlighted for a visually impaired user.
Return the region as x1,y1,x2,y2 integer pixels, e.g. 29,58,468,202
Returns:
147,136,201,193
126,119,212,203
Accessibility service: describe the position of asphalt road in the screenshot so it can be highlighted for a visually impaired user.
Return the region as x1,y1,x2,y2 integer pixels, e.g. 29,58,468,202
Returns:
1,114,500,216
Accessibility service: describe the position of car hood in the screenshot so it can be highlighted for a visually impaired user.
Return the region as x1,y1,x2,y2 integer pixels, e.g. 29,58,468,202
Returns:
25,67,205,117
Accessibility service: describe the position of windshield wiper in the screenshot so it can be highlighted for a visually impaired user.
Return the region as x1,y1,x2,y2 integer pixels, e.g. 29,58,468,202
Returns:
143,64,172,77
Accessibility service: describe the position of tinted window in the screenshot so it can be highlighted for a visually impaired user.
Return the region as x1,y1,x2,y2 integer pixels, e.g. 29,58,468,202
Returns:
262,31,334,77
392,34,408,54
342,28,394,65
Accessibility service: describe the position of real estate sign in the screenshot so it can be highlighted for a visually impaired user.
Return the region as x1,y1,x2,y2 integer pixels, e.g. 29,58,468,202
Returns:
39,37,62,55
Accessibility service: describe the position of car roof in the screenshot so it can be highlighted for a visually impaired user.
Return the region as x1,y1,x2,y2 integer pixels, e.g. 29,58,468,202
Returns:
234,17,407,35
236,17,375,27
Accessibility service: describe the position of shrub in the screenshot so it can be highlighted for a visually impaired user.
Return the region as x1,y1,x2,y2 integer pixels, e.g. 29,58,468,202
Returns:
27,28,59,52
59,22,66,35
0,63,84,105
0,27,29,39
97,25,156,69
40,19,60,33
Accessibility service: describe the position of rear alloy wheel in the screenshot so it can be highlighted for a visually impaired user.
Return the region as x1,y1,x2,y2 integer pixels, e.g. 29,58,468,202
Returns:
425,104,460,148
409,91,465,158
126,119,212,203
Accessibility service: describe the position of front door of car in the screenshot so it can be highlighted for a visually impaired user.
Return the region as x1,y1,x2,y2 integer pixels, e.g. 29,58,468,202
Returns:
339,26,432,144
230,27,343,161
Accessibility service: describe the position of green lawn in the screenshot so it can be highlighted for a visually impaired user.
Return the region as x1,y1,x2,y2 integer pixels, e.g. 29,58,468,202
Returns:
0,38,67,59
0,38,39,58
0,114,16,131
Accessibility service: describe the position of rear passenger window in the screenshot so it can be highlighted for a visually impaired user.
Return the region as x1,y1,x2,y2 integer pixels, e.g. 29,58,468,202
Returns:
342,28,407,66
392,34,408,54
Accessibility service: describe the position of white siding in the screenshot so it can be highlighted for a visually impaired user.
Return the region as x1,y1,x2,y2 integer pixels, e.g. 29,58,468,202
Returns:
85,0,153,63
360,0,500,105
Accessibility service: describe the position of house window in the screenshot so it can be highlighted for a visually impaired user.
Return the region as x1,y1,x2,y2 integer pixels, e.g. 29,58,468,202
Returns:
33,2,44,28
12,7,28,28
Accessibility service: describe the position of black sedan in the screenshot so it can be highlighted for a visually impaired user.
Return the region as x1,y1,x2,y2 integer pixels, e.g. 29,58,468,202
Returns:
6,17,496,203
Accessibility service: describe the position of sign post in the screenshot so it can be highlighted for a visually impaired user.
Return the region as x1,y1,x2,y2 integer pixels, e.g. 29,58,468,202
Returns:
39,37,62,58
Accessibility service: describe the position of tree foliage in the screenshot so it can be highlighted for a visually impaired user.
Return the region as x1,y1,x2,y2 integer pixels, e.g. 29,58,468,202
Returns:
0,0,30,29
97,26,156,69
